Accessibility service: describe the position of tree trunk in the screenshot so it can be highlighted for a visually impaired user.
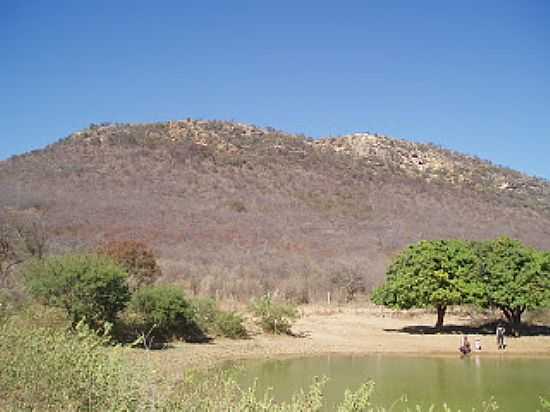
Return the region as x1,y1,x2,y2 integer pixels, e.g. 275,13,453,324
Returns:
510,309,523,336
502,308,512,323
501,307,523,336
435,305,446,329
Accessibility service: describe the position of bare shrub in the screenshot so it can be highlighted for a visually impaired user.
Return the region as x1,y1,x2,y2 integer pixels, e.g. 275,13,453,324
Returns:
98,240,162,291
331,267,366,303
0,211,49,288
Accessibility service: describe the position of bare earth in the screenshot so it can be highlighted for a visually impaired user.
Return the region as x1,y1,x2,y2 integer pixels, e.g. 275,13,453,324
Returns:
135,306,550,380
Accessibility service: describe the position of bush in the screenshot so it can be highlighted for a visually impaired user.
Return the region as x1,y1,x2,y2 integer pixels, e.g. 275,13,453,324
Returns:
24,255,130,330
0,318,140,411
165,370,500,411
250,294,298,334
192,297,218,329
215,310,247,339
98,240,162,291
0,289,21,321
193,298,247,339
128,285,197,347
167,371,329,411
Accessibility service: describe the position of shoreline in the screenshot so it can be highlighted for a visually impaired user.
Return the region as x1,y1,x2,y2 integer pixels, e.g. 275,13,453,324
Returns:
131,306,550,378
224,349,550,361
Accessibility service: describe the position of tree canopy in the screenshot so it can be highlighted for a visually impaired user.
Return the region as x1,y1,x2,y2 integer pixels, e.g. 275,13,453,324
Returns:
24,254,130,329
474,237,550,333
373,237,550,332
372,239,480,328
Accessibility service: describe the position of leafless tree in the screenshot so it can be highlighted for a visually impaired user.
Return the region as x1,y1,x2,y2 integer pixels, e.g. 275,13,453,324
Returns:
331,267,366,303
0,223,21,287
0,212,49,287
13,217,48,259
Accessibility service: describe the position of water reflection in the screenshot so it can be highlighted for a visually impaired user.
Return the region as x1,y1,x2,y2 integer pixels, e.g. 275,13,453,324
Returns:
233,355,550,411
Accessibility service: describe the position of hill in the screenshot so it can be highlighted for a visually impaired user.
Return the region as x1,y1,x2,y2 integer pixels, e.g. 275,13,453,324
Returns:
1,119,549,302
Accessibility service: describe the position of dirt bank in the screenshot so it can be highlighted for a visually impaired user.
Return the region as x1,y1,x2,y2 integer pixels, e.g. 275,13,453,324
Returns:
131,306,550,380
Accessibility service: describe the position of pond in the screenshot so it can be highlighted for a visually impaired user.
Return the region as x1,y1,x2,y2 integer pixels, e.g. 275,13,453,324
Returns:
233,355,550,411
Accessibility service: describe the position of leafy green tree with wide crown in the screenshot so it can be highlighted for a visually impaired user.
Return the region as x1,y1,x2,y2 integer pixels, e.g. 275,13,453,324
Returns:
372,239,481,328
24,254,130,330
474,237,550,334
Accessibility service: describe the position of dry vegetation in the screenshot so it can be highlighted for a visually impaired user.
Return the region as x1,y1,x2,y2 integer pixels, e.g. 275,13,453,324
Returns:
1,119,549,302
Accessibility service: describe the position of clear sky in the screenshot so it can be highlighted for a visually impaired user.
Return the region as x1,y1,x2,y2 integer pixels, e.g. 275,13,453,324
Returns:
2,1,549,178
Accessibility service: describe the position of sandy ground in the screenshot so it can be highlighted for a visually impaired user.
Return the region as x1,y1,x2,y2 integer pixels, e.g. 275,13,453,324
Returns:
132,306,550,380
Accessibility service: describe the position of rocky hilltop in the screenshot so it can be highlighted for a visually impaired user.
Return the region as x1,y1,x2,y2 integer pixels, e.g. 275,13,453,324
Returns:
317,133,549,210
1,120,549,301
66,120,550,210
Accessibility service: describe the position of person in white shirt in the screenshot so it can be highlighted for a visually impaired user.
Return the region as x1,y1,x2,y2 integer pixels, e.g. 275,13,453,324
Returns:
474,338,482,351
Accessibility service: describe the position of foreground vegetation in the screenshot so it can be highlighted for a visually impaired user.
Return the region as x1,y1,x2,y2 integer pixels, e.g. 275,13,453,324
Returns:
1,307,548,411
0,316,139,411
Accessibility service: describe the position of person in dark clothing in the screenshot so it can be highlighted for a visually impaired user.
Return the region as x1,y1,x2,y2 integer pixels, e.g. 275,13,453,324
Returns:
459,335,472,357
496,324,506,350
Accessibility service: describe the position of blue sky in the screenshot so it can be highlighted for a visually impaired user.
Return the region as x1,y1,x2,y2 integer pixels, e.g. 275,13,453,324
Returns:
2,1,549,178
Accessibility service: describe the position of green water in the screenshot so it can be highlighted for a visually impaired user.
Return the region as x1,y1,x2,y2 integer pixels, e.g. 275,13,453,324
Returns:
233,355,550,411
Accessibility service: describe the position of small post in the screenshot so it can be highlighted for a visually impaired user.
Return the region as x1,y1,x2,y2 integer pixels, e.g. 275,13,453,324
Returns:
327,291,331,305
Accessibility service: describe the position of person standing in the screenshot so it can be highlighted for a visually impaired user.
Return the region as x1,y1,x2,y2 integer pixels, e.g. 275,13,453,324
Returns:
496,323,506,350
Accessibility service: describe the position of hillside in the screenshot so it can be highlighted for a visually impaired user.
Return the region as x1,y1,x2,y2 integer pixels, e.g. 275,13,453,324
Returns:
1,119,549,301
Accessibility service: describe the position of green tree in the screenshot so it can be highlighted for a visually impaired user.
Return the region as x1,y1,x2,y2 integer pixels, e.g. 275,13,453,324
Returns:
372,240,481,328
24,254,130,329
128,285,197,346
475,237,550,334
